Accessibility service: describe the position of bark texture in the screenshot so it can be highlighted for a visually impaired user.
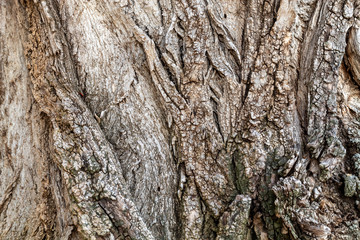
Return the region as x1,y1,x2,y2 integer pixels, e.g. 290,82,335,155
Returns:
1,0,360,239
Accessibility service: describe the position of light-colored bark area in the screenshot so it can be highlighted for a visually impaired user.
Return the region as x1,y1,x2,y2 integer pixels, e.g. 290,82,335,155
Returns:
1,2,76,239
1,0,360,239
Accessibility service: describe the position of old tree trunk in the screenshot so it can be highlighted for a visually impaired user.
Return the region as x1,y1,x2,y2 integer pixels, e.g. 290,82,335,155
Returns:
2,0,360,239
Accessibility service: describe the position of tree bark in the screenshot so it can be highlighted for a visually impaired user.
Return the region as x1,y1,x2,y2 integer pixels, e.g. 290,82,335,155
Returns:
1,0,360,239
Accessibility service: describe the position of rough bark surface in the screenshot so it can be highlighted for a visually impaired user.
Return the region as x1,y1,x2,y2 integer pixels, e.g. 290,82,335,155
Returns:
1,0,360,239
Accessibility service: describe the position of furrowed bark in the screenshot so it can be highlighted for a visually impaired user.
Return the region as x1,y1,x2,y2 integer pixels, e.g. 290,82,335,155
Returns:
1,0,360,239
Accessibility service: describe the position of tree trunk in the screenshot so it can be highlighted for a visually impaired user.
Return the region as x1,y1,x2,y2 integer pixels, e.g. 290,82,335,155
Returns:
1,0,360,239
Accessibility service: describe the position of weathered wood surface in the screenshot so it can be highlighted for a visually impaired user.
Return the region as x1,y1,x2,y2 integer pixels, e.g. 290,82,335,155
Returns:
1,0,360,239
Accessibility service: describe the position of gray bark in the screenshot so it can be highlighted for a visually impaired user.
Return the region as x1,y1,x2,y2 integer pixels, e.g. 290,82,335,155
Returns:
1,0,360,239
